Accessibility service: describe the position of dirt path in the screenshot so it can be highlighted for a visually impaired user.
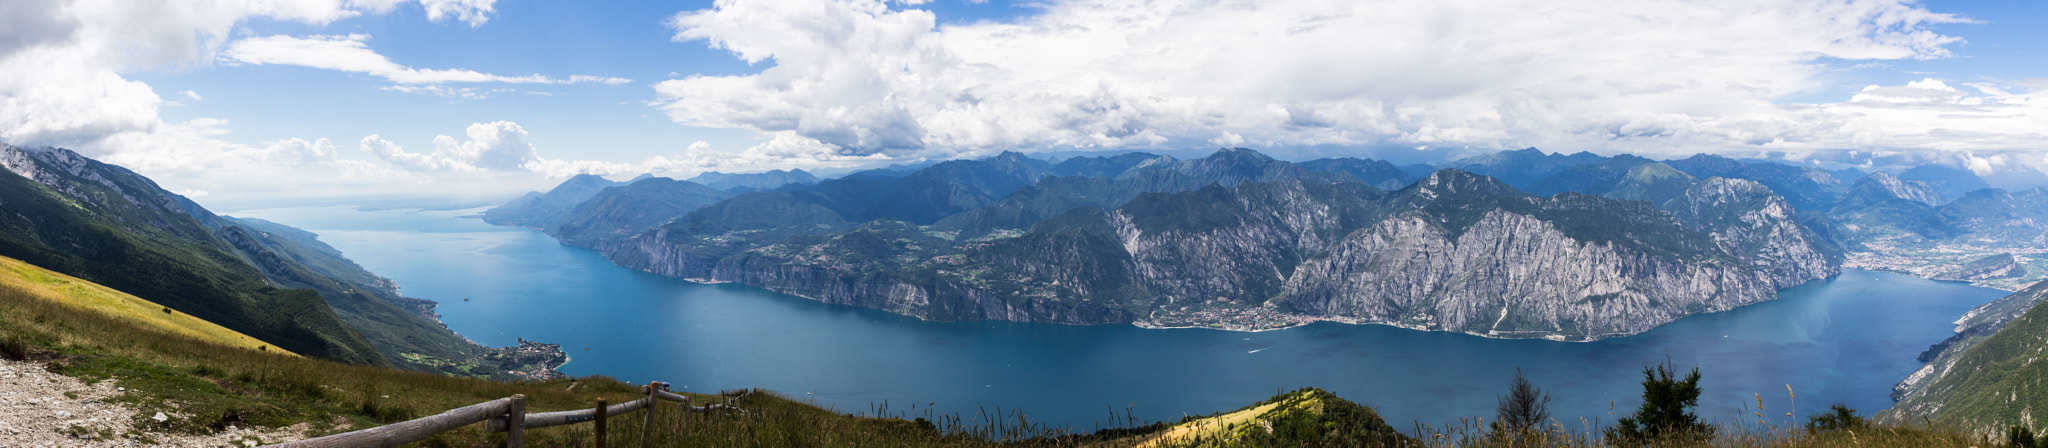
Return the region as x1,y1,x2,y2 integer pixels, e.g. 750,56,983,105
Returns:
0,358,308,447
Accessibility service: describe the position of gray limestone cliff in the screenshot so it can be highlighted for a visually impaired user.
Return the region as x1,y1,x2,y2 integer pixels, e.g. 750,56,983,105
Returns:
605,169,1841,340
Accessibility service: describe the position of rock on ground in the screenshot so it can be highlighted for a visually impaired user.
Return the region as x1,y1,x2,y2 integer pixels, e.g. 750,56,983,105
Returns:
0,358,308,448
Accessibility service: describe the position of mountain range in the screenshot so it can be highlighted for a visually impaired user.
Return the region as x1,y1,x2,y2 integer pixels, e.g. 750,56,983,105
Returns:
485,147,1896,340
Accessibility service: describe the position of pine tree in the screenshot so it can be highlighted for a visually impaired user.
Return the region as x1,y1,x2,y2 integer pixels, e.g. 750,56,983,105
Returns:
1605,361,1712,446
1494,367,1553,445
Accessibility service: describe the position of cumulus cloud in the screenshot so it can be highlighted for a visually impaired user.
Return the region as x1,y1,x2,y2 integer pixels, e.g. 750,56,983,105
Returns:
361,121,542,172
0,0,513,203
1811,77,2048,153
344,0,497,26
264,137,339,165
420,0,496,27
221,34,631,85
359,121,893,180
654,0,2000,161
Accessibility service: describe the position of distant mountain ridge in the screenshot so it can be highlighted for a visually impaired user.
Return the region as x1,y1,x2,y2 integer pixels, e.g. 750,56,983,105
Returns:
532,149,1842,340
487,146,2048,343
686,169,819,193
481,174,618,230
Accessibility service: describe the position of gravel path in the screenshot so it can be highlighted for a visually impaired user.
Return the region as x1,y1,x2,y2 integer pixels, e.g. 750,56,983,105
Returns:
0,359,308,447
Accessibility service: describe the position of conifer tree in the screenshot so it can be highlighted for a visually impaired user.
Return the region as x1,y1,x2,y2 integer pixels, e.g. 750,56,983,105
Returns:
1605,361,1712,446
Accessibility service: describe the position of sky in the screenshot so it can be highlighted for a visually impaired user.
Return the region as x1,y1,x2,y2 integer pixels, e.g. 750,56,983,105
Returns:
1,0,2044,208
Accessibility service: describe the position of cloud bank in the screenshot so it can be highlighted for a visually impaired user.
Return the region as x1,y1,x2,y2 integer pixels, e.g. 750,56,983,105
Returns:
221,34,631,85
652,0,2036,163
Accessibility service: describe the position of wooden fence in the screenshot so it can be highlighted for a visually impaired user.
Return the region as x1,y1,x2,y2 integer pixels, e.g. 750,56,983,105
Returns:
265,382,750,448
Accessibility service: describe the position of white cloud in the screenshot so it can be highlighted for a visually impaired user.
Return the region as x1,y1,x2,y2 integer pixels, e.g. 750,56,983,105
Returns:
222,34,631,86
381,85,515,99
0,0,516,204
264,137,339,165
361,121,541,172
524,131,897,179
356,121,894,180
654,0,2000,162
420,0,496,27
1806,77,2048,154
343,0,496,26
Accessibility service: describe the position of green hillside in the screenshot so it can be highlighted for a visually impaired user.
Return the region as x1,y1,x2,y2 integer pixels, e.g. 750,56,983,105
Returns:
0,254,297,357
1883,280,2048,437
0,147,383,364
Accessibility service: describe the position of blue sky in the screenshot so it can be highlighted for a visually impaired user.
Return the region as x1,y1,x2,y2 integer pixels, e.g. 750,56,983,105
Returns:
1,0,2044,206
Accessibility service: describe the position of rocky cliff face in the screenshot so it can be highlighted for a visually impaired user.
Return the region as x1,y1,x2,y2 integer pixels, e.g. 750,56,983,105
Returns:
1933,253,2025,282
607,167,1840,340
1281,210,1772,340
1274,173,1786,341
1861,172,1943,207
1662,178,1842,289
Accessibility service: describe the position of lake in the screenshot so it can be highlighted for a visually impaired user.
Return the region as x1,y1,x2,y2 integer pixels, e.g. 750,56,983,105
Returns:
233,205,2006,432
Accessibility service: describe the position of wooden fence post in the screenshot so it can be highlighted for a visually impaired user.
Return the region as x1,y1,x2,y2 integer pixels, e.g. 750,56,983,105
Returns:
594,397,608,448
506,394,525,448
641,383,657,448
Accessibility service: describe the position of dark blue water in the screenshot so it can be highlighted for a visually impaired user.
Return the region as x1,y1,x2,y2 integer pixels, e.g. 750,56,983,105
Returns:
234,206,2005,431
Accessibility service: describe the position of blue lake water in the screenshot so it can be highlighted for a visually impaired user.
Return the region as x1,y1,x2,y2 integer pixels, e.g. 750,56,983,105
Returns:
234,205,2006,432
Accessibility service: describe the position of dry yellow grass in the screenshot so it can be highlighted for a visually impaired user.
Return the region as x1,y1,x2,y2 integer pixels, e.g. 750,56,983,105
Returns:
1133,401,1283,448
0,255,298,357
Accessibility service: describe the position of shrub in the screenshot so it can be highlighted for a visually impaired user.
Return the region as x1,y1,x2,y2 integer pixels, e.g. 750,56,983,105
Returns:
1804,403,1866,434
1605,360,1712,446
0,333,29,361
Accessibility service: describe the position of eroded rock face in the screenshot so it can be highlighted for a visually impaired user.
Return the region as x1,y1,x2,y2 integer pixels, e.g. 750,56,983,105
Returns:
1663,178,1841,289
606,170,1840,341
1276,211,1773,341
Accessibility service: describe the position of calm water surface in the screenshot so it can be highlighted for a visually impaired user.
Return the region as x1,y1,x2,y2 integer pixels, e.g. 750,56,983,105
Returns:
234,205,2005,431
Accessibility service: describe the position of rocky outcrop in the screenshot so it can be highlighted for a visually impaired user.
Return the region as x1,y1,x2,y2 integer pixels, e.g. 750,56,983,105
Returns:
1277,210,1772,340
1662,178,1841,289
1933,253,2025,282
1861,172,1943,207
612,222,1135,324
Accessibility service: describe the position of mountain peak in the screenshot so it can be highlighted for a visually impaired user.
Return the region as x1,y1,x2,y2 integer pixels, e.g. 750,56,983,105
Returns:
990,150,1032,161
1205,147,1276,161
551,174,618,193
1853,171,1942,207
1410,169,1522,199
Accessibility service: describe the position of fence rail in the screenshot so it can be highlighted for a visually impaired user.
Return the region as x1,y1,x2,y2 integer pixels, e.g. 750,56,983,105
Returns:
265,382,751,448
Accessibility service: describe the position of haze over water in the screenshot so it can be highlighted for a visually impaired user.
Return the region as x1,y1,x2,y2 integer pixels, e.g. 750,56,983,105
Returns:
236,205,2005,431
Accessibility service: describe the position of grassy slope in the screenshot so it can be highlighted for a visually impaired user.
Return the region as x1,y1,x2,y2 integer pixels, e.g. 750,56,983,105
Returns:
0,155,383,364
0,255,298,357
1134,388,1410,448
